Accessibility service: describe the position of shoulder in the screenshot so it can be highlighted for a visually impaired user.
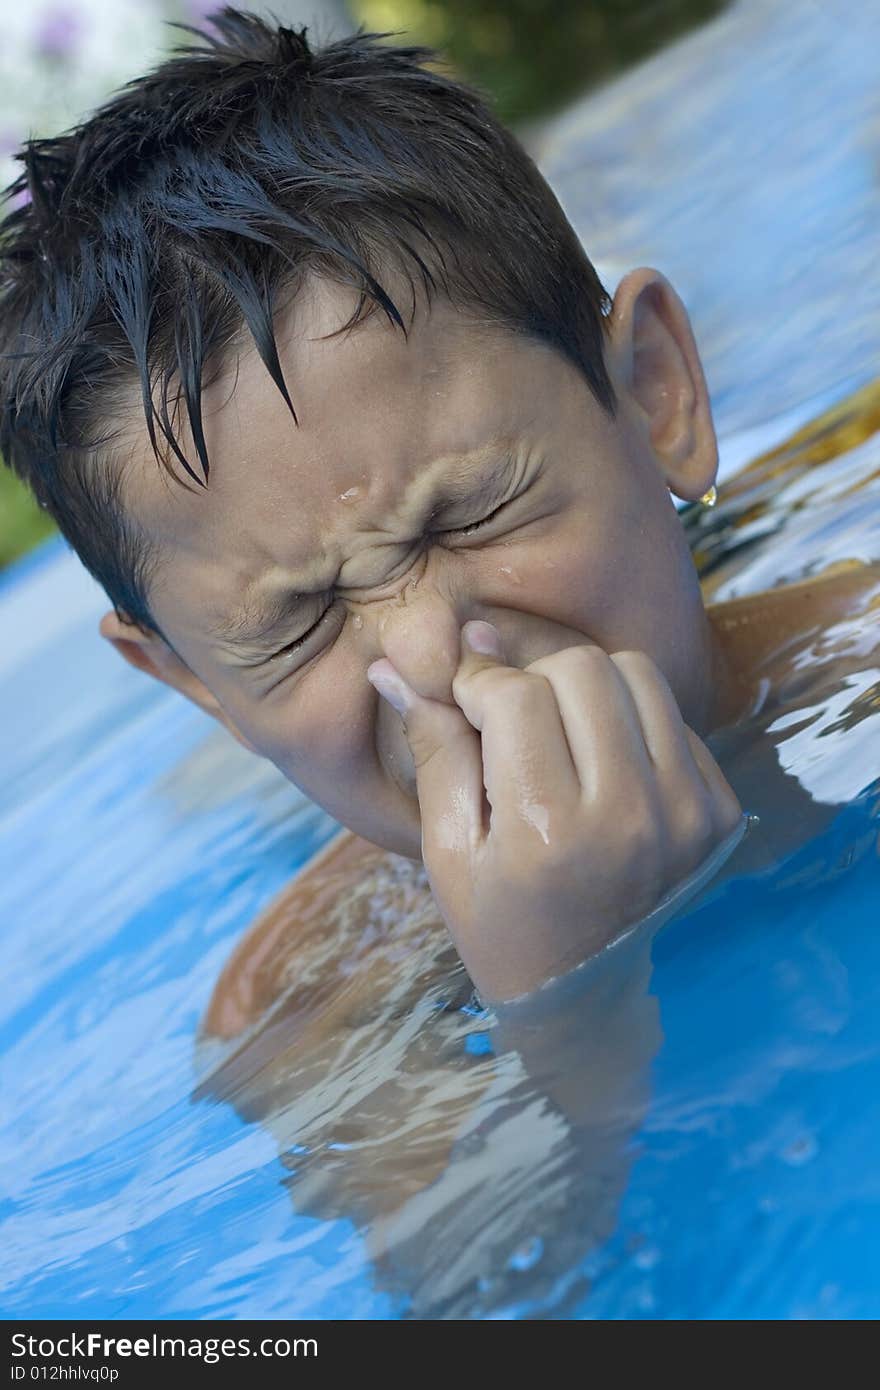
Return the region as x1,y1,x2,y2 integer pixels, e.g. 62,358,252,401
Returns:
711,562,880,678
786,562,880,666
709,562,880,862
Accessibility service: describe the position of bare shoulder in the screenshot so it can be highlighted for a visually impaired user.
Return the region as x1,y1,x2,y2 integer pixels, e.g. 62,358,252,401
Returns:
802,560,880,625
708,562,880,870
783,561,880,667
711,561,880,686
201,830,440,1041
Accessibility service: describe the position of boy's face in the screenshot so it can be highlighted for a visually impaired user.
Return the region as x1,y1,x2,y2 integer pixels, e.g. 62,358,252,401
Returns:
110,271,719,858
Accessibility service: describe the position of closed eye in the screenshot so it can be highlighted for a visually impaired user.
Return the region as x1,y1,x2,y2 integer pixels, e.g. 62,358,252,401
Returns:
435,497,512,538
264,490,522,666
269,604,335,662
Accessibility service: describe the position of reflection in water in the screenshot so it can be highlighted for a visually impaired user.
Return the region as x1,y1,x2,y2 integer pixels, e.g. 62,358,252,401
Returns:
195,837,662,1316
686,381,880,602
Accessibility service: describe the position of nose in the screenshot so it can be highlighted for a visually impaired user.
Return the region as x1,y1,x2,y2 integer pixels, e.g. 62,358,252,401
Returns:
352,565,464,704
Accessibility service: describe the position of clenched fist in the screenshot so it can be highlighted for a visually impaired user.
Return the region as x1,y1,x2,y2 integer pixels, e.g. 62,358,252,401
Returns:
368,621,742,1002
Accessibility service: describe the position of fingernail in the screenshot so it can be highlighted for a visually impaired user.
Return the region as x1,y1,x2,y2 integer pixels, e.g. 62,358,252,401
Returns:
463,620,503,657
367,663,412,715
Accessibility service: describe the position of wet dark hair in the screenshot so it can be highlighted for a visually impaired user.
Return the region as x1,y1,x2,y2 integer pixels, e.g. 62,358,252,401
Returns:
0,6,615,638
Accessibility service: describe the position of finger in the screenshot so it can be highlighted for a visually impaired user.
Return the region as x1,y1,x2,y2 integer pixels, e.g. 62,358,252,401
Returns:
604,649,730,873
608,650,711,803
524,644,653,800
451,625,582,832
447,620,510,728
684,726,743,833
608,650,742,857
366,658,486,858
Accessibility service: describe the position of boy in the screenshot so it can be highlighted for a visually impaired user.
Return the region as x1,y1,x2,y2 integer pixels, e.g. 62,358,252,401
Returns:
2,7,877,1020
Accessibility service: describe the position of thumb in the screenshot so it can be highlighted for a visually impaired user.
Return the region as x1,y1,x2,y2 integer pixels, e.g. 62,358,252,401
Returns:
367,657,486,858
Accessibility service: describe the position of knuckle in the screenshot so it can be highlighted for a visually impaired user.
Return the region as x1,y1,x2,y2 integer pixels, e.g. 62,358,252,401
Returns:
528,644,606,681
620,794,663,862
609,648,655,674
478,669,553,722
451,663,518,706
507,672,554,718
673,793,716,853
611,648,668,691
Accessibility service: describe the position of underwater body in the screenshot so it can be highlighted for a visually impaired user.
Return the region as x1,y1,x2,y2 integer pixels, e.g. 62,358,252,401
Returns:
2,0,879,1318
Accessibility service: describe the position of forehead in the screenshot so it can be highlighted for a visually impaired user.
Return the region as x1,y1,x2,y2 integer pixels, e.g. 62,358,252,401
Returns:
121,278,568,639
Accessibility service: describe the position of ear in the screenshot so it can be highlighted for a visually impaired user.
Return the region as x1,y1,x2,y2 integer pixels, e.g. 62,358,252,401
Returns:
98,609,260,756
606,267,718,503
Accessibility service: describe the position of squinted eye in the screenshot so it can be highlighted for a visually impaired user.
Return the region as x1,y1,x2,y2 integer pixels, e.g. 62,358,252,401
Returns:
436,498,511,537
271,605,334,661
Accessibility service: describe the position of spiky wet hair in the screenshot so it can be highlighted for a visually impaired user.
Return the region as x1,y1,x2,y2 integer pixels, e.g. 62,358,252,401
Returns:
0,6,615,638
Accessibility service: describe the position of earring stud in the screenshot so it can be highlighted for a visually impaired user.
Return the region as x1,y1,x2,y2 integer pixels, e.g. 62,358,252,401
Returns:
699,484,717,507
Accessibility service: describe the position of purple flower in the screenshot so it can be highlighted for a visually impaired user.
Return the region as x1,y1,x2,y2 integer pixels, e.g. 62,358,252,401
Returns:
33,6,83,63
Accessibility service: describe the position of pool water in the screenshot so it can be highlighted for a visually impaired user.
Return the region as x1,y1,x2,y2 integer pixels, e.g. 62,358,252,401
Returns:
2,0,879,1319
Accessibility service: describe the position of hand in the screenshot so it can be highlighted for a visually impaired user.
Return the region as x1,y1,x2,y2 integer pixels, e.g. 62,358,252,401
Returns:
368,622,742,1002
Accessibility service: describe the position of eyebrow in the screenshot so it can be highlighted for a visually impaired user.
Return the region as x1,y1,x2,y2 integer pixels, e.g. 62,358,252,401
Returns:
209,443,520,650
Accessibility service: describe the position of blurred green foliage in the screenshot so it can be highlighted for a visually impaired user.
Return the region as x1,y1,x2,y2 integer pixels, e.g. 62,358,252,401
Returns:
351,0,728,125
1,0,728,572
0,467,57,570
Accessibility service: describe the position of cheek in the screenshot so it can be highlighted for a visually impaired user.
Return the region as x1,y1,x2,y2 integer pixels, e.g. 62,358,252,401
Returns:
483,519,624,635
553,495,704,689
233,656,422,856
489,501,693,661
240,659,375,798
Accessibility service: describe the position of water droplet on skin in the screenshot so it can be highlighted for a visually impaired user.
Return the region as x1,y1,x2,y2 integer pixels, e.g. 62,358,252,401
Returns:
498,564,522,584
523,802,550,845
352,614,363,631
337,486,360,502
436,790,471,851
